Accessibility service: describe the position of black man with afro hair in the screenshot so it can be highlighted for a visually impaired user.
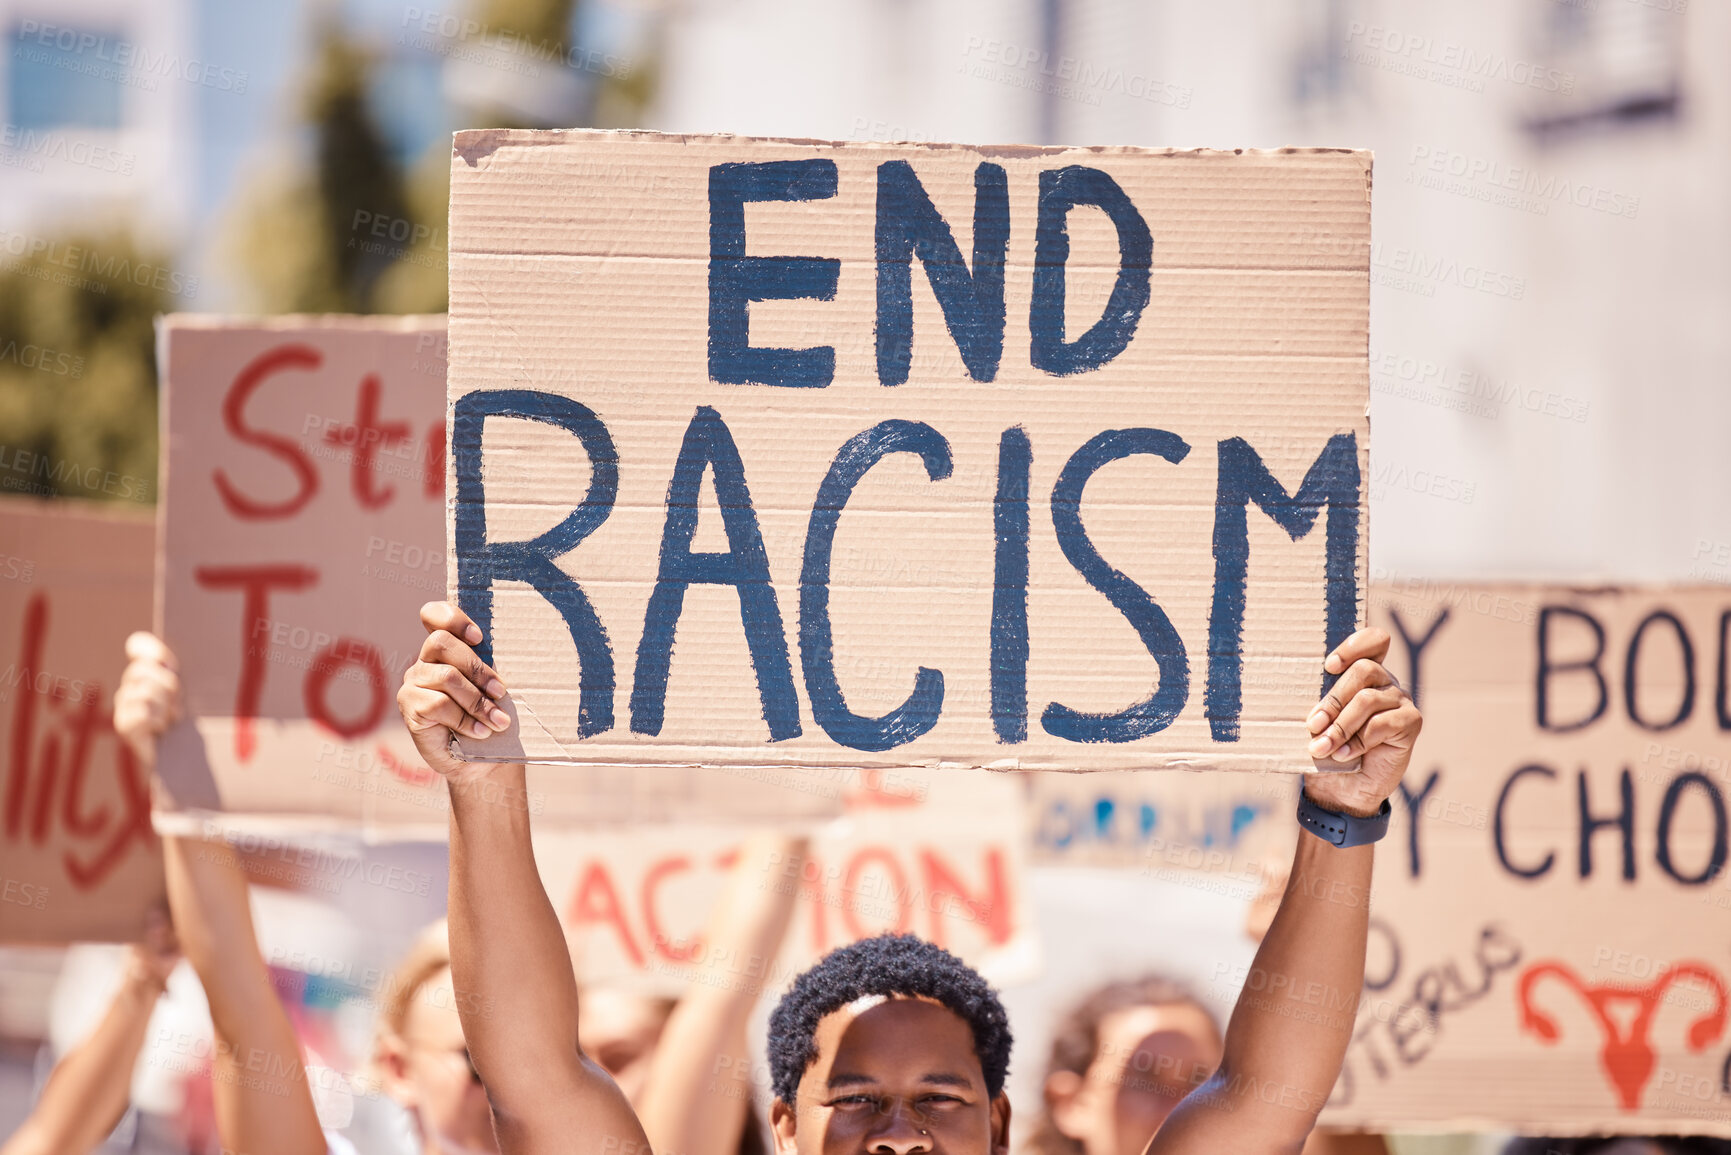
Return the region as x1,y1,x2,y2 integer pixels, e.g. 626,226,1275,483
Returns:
765,933,1014,1149
399,600,1423,1155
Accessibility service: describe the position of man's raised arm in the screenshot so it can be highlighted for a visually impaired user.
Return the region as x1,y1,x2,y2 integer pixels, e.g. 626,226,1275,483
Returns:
398,602,650,1155
1150,628,1421,1155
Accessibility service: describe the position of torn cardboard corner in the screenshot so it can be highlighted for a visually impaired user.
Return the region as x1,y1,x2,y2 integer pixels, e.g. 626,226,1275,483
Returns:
448,132,1372,775
1320,584,1731,1135
0,497,163,944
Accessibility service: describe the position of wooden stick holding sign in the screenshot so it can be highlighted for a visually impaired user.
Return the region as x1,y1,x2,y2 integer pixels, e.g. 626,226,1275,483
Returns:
448,133,1371,774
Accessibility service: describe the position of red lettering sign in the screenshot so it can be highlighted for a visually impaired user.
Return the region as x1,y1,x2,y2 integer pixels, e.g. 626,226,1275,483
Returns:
2,594,152,891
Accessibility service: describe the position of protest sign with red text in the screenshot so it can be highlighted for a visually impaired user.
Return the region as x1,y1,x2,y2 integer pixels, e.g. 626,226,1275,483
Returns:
535,768,1036,995
1315,584,1731,1134
0,498,162,941
157,316,452,834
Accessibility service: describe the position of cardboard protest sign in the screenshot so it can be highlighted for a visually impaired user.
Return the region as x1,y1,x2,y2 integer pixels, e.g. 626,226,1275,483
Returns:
1026,768,1297,882
0,498,164,942
448,132,1371,775
1312,584,1731,1134
534,768,1036,994
156,315,453,835
157,315,841,834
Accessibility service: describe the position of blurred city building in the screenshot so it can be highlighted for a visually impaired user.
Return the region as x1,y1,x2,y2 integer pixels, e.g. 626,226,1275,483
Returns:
648,0,1724,588
0,0,653,303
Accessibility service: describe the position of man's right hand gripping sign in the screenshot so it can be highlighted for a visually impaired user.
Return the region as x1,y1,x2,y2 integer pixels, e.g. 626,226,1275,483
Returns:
398,601,1420,1155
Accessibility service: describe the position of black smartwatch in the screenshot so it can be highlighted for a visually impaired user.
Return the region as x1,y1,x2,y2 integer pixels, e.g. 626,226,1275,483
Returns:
1296,792,1391,848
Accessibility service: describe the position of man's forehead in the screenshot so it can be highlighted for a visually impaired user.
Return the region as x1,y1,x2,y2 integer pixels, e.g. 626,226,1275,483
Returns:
817,992,956,1030
806,993,984,1083
844,993,890,1016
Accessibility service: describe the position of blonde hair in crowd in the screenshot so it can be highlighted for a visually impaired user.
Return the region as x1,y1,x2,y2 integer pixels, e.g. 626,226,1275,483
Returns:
370,919,454,1082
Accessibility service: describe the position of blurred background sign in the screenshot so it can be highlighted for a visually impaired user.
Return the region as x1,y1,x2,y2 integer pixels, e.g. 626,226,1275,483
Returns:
156,315,452,835
0,498,163,945
535,767,1038,993
1318,585,1731,1135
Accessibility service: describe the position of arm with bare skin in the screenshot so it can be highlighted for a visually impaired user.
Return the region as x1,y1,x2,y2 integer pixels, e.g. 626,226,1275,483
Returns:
0,915,178,1155
1302,1133,1390,1155
114,633,329,1155
1246,869,1392,1155
397,602,651,1155
638,832,808,1155
1148,628,1421,1155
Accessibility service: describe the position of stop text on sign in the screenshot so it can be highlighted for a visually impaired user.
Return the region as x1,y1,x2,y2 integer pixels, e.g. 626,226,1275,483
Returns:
159,318,448,822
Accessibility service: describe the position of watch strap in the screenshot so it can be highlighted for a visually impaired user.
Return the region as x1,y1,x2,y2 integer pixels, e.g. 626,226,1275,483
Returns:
1296,793,1391,848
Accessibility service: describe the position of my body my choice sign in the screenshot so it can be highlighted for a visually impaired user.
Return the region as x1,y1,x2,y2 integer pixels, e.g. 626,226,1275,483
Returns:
449,132,1370,773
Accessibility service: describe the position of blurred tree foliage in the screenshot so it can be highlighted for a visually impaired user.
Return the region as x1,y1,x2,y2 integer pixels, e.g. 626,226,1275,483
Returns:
233,0,654,316
229,21,410,313
0,1,656,510
478,0,576,48
0,234,169,504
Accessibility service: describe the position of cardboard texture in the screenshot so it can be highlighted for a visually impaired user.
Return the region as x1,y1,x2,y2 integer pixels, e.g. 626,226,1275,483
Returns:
1316,584,1731,1134
448,131,1371,774
534,768,1037,995
156,315,841,835
0,498,164,943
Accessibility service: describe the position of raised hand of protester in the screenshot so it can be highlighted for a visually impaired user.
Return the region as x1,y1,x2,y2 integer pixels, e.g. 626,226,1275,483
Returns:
402,601,650,1155
114,633,329,1155
130,905,181,988
1300,626,1422,818
114,631,182,761
397,601,512,782
1149,630,1424,1154
0,903,180,1155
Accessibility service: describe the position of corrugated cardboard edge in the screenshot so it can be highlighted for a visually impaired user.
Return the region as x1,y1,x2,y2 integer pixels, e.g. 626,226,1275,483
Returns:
153,314,172,639
156,313,448,332
0,492,155,527
152,807,450,846
452,127,1372,169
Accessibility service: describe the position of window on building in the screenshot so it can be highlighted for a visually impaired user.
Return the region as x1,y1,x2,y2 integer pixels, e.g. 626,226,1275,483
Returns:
1290,0,1357,107
1523,0,1683,141
7,22,126,131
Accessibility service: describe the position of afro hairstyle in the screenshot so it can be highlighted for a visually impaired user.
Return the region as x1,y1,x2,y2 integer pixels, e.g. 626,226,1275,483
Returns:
766,933,1012,1106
